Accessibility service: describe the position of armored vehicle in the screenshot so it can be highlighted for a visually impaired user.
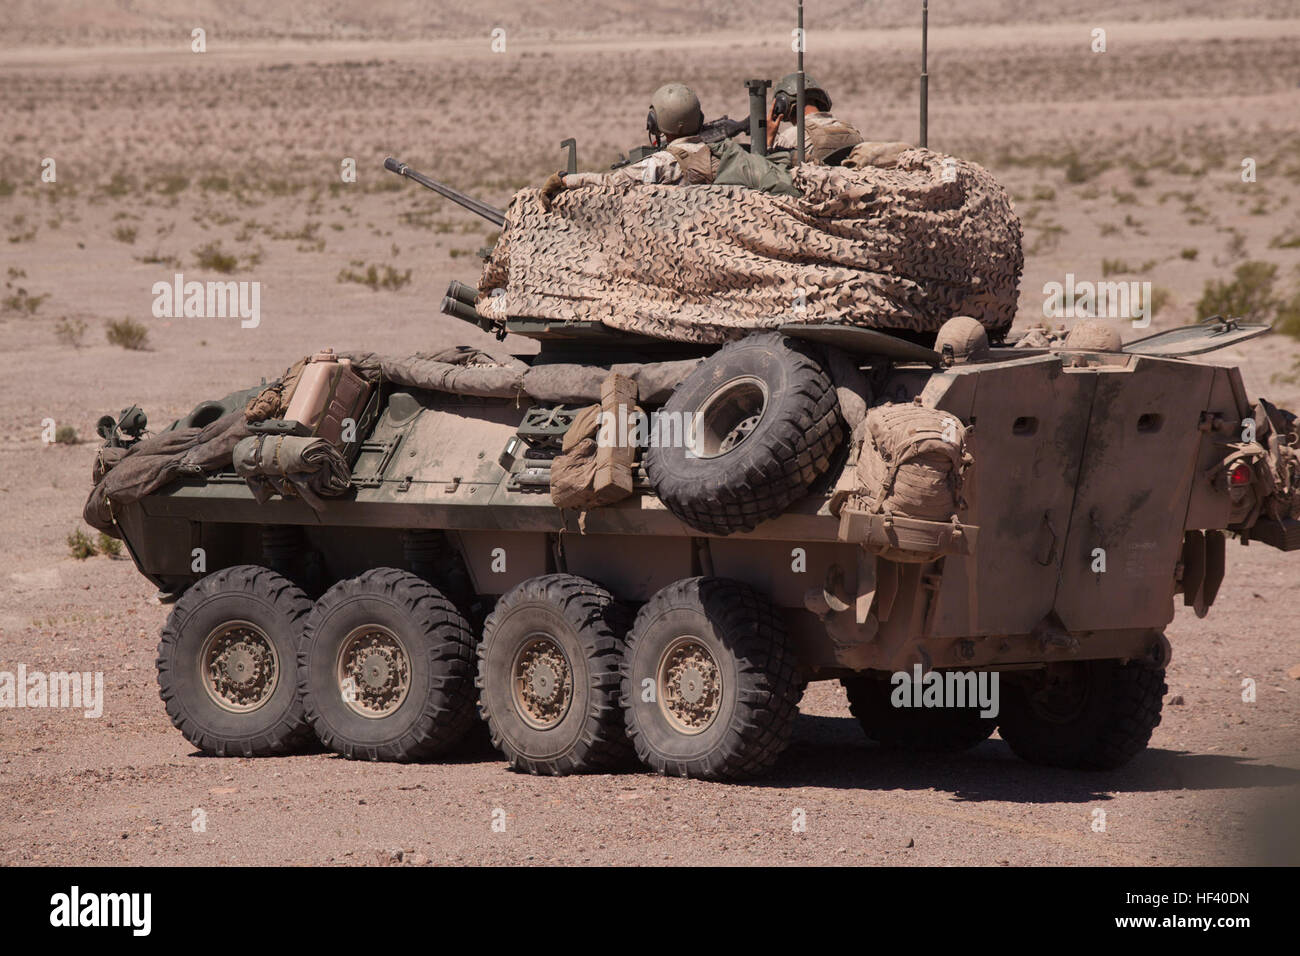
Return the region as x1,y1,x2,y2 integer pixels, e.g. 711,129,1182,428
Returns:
86,77,1300,780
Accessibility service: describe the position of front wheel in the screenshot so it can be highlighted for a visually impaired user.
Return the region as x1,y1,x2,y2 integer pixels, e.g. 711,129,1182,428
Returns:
156,565,314,757
997,659,1167,770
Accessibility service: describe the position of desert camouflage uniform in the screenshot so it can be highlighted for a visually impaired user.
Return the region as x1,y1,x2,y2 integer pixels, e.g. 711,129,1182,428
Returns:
565,136,798,196
771,111,866,165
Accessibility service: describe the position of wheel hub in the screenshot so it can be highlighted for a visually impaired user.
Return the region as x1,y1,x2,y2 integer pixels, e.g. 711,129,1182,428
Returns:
718,414,761,454
695,376,768,459
657,637,722,734
337,626,411,718
200,622,278,713
512,636,573,730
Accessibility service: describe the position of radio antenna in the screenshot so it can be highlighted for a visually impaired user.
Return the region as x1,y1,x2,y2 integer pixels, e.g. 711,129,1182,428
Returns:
919,0,929,147
796,0,806,165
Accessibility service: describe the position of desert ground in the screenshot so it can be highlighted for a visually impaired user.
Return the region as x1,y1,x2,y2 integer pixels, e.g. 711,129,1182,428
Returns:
1,2,1298,866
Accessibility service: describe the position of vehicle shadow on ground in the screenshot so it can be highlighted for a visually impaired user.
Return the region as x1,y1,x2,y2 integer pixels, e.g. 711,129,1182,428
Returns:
759,713,1300,803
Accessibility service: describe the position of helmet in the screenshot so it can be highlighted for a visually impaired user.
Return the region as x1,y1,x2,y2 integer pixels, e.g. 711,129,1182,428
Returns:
1064,318,1123,352
934,316,990,364
772,72,832,119
647,83,703,144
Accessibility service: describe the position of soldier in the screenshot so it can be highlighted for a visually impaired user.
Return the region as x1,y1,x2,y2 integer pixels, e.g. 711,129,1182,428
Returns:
766,72,865,166
539,82,798,208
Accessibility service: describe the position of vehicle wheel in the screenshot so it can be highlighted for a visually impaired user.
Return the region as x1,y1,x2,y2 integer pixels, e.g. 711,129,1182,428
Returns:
477,574,632,775
621,577,803,780
841,675,996,752
645,332,843,536
299,568,477,761
156,565,313,757
997,659,1167,770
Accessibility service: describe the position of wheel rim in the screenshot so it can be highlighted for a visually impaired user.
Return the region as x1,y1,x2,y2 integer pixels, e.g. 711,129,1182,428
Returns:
694,375,768,459
511,634,573,730
336,625,411,718
656,636,723,735
199,621,279,714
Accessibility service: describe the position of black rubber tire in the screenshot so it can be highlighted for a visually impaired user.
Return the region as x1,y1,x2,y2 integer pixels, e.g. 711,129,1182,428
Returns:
156,564,313,757
621,577,803,780
841,676,997,752
997,659,1167,770
477,574,633,775
299,568,478,762
645,332,843,536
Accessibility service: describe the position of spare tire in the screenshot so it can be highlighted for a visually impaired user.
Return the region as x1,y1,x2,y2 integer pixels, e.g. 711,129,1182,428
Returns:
645,332,842,535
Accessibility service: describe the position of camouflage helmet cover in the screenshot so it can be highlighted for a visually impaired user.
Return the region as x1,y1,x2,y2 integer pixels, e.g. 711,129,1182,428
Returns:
648,82,704,140
774,72,832,112
935,315,991,363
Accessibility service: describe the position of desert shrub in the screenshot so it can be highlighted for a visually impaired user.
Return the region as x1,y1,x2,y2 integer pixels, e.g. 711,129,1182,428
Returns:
1196,261,1279,323
67,529,97,560
1063,151,1091,184
194,241,238,273
158,173,190,195
106,317,149,350
336,262,411,291
1180,248,1199,260
1277,290,1300,340
54,424,78,445
135,250,180,268
3,287,48,314
55,317,88,347
96,532,122,557
112,224,137,244
102,171,133,198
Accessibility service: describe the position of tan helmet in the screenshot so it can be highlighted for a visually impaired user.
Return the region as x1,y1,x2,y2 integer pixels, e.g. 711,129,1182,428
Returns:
773,72,832,115
647,82,703,144
935,316,990,364
1064,318,1123,352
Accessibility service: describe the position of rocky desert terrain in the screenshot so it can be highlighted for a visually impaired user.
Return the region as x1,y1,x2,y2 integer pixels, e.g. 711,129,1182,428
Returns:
1,1,1298,866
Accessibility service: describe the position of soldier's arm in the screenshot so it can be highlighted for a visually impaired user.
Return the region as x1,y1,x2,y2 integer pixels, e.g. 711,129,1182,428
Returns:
564,151,684,188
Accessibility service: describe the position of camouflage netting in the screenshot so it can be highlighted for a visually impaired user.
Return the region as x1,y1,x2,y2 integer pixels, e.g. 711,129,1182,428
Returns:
478,148,1023,343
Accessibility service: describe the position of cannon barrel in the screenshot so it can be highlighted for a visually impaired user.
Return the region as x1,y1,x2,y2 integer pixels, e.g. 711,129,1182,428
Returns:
384,157,506,227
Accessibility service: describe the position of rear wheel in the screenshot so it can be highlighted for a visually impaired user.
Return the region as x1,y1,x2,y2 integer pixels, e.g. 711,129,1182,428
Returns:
621,577,803,780
997,659,1167,770
841,675,996,752
156,565,313,757
299,568,477,761
477,574,632,775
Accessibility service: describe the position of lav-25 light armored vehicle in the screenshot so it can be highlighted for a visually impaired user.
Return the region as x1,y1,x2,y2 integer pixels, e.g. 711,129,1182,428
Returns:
88,84,1300,782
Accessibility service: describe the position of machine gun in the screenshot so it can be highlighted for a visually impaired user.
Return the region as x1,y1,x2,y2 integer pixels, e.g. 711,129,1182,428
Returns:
383,157,506,226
